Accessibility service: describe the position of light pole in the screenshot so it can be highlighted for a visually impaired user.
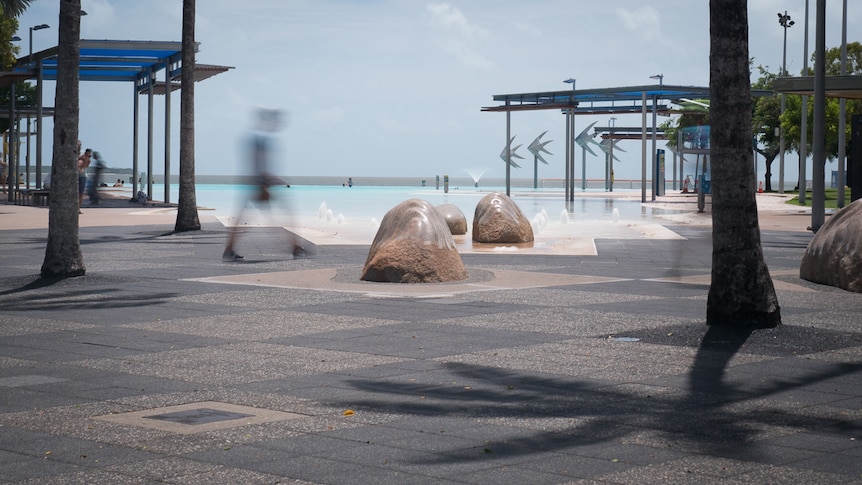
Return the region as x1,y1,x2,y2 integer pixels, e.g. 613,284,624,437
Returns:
777,11,794,195
28,24,50,65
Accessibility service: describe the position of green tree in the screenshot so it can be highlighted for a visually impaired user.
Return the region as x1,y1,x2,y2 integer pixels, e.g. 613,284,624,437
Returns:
707,0,781,328
0,0,31,17
41,0,85,278
175,0,200,232
781,42,862,160
0,13,20,68
751,67,782,192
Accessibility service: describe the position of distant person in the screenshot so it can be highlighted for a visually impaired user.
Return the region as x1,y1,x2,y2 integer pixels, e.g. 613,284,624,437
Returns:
223,108,306,261
88,151,106,204
77,145,92,213
113,179,123,187
347,177,353,187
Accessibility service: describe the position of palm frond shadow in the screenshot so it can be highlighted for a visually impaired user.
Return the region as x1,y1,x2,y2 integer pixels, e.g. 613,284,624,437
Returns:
338,327,862,465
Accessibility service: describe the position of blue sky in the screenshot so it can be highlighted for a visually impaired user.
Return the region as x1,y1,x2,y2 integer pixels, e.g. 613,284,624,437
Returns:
13,1,859,184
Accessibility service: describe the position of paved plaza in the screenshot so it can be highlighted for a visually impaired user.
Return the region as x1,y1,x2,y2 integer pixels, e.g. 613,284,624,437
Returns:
0,193,860,484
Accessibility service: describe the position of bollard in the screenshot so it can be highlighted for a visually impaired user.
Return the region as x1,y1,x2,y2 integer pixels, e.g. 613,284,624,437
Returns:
444,175,449,194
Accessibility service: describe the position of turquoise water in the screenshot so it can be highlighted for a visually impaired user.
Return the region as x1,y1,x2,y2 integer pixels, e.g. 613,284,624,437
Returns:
147,183,663,224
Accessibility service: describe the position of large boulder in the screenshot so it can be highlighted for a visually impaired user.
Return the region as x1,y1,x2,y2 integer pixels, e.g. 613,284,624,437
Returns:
472,192,534,244
361,199,467,283
800,199,862,292
436,203,468,235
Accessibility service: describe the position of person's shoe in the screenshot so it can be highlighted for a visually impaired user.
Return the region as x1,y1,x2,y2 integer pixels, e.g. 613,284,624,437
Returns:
222,250,244,261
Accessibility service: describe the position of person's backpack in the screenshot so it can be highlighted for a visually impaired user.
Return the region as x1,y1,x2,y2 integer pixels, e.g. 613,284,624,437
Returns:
136,191,148,205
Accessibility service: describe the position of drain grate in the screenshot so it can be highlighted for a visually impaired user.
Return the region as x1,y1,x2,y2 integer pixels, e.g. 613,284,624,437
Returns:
144,407,254,425
94,401,306,435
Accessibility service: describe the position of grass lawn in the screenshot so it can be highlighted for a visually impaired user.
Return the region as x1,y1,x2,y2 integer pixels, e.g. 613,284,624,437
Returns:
784,188,847,209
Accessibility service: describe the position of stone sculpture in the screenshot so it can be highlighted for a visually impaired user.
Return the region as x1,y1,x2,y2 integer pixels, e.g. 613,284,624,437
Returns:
436,203,468,235
472,192,534,244
800,199,862,292
361,199,467,283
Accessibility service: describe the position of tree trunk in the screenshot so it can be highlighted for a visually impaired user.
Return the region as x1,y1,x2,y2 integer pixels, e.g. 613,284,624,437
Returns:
175,0,201,232
41,0,84,278
707,0,781,328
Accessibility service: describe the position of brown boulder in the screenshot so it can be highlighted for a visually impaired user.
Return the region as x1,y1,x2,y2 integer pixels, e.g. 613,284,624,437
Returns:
361,199,468,283
436,203,468,235
800,199,862,292
472,192,534,243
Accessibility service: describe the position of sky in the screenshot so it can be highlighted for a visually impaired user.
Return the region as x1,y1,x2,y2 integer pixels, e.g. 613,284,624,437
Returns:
12,0,860,184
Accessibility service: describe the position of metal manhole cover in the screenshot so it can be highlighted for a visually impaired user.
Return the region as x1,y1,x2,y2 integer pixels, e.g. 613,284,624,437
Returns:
94,401,306,435
144,407,254,425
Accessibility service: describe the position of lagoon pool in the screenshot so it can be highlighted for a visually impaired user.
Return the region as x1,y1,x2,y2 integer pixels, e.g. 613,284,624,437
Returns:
148,184,677,226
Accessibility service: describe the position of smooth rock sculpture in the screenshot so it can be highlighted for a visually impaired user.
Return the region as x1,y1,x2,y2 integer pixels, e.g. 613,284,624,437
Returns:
800,199,862,292
472,192,534,244
361,199,467,283
436,203,468,235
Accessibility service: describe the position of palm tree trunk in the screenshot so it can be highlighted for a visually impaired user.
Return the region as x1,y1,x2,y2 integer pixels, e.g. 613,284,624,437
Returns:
41,0,84,278
707,0,780,328
175,0,201,232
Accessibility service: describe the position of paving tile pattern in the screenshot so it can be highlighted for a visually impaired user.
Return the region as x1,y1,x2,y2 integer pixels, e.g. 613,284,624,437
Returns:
0,221,860,484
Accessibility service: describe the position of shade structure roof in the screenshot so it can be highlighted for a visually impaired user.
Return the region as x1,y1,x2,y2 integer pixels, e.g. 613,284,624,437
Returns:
1,39,231,90
773,75,862,99
482,84,774,114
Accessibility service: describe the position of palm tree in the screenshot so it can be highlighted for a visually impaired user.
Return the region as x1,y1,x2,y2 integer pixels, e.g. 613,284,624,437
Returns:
174,0,201,232
0,0,32,17
41,0,85,277
706,0,780,328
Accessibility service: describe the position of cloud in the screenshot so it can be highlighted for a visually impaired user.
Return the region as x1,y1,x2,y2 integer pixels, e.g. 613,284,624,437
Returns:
425,3,494,68
615,6,663,41
426,3,486,39
312,107,346,124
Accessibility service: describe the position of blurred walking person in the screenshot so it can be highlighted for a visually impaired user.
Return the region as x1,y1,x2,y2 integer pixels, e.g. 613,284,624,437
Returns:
223,108,305,261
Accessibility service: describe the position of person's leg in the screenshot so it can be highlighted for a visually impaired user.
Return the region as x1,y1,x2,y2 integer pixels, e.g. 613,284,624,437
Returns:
223,198,248,260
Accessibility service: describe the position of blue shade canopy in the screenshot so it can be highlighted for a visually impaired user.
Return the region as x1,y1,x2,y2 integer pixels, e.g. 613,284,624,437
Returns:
4,39,230,92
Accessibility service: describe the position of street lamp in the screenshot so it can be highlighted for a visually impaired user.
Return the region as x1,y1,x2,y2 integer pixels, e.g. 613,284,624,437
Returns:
28,24,50,64
649,74,664,85
777,11,794,195
778,11,795,76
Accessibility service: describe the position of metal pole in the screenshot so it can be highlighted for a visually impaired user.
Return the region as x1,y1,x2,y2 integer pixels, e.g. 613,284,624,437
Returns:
800,0,810,205
25,116,30,189
164,65,171,204
569,110,575,201
609,136,614,192
641,91,647,203
778,10,789,195
810,0,826,232
564,110,570,201
837,0,847,208
505,100,510,197
132,79,139,198
147,67,154,200
6,86,11,201
651,95,658,201
35,60,43,188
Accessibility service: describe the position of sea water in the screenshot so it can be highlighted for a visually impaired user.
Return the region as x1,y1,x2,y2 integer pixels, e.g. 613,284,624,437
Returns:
145,183,669,225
